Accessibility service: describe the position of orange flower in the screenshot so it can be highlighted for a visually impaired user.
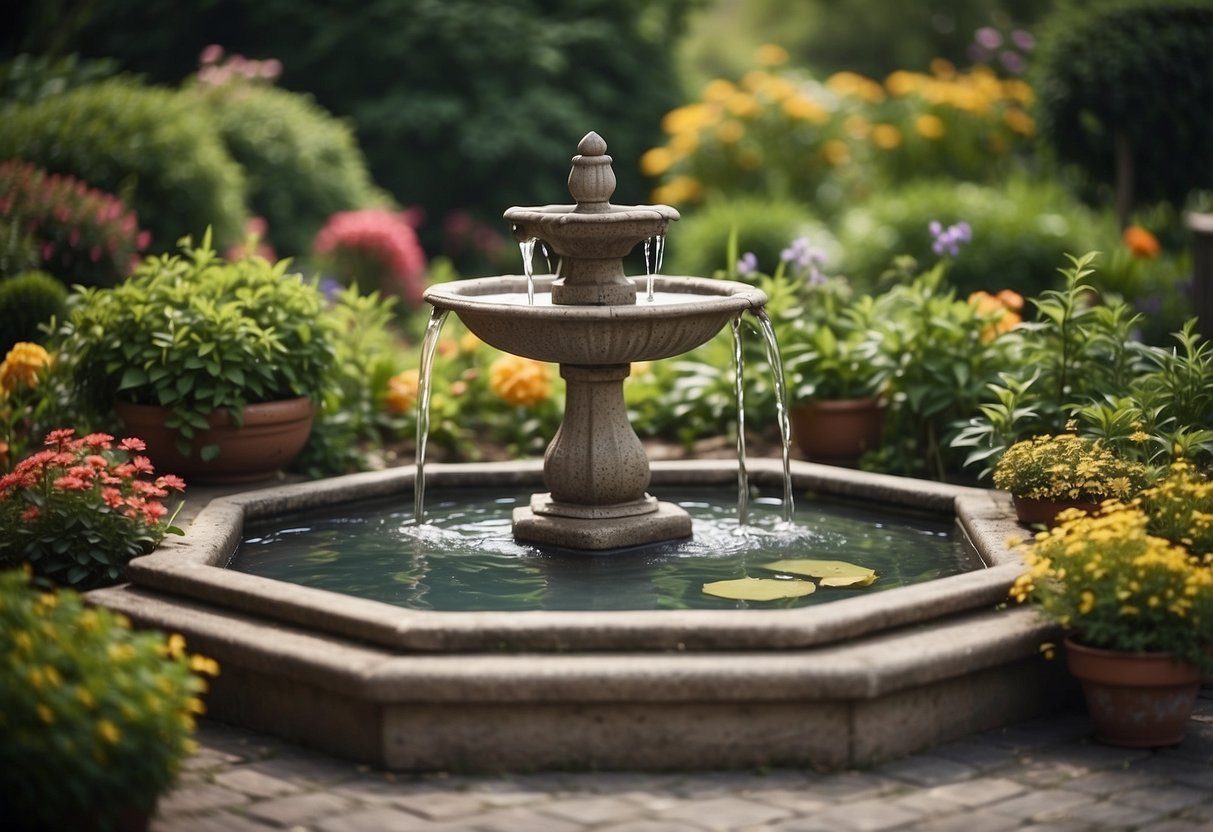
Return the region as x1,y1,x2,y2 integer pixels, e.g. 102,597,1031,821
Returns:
968,290,1022,341
489,355,551,407
385,369,420,414
1123,225,1160,259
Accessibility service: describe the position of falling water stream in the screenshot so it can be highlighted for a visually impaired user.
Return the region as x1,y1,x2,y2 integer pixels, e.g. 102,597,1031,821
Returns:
413,307,449,524
519,237,538,305
642,234,666,302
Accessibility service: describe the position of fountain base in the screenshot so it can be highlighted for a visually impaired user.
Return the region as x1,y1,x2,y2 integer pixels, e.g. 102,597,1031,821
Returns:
513,496,691,550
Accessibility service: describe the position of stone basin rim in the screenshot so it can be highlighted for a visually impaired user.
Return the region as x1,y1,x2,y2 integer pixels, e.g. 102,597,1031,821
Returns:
423,274,767,317
124,458,1026,653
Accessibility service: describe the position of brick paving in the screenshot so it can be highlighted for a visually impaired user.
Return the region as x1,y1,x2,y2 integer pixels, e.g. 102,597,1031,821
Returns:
150,690,1213,832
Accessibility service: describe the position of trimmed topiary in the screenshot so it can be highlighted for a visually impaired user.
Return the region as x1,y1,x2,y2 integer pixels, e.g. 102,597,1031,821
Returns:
835,178,1116,297
0,271,67,351
666,196,838,281
189,74,386,258
0,77,248,251
1032,0,1213,219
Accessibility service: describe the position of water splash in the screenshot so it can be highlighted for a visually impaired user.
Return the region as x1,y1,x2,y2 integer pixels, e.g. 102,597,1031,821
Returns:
751,309,795,523
730,315,749,526
414,307,450,524
519,237,538,305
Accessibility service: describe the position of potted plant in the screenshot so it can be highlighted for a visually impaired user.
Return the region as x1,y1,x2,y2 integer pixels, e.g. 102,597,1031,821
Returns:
1010,500,1213,746
993,431,1149,526
52,231,338,482
0,567,219,831
749,238,890,465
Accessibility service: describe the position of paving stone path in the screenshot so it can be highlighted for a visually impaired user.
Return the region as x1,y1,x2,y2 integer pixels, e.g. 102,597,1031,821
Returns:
152,692,1213,832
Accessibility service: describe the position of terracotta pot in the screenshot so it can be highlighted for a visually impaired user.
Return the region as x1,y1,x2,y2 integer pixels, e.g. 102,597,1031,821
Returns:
1065,637,1200,747
115,397,314,484
1011,495,1104,527
790,397,886,466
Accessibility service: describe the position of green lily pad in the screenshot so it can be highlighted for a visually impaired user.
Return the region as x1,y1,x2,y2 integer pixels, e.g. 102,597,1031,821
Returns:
702,577,817,601
761,558,877,580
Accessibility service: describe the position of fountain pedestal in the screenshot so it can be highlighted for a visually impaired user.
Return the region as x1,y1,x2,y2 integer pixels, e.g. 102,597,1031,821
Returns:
513,362,692,549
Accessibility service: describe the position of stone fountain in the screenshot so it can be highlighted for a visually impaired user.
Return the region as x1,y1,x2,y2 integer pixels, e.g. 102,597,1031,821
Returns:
424,131,766,549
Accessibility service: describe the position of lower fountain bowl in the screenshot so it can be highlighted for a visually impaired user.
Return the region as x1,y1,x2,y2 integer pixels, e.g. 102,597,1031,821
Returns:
422,275,766,364
87,459,1078,773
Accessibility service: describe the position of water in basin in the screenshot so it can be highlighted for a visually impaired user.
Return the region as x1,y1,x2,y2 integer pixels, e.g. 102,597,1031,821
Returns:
229,489,981,612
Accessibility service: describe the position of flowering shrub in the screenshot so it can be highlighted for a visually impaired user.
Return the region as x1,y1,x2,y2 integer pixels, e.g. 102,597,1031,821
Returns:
1010,501,1213,668
0,340,54,470
0,159,149,287
993,433,1149,502
642,47,1034,209
313,209,427,307
489,354,552,407
0,429,186,589
0,567,218,828
1140,460,1213,555
195,43,282,87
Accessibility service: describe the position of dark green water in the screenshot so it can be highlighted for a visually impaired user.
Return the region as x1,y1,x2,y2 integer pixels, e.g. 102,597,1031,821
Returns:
229,489,980,611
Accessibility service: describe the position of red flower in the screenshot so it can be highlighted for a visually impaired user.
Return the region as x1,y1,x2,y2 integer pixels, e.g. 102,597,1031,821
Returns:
101,487,125,508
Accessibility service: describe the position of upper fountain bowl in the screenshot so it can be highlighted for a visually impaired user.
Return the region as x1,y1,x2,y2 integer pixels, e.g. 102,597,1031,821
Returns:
423,274,765,365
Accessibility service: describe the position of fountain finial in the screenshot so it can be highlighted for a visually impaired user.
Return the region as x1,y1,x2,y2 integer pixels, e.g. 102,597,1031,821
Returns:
569,131,615,212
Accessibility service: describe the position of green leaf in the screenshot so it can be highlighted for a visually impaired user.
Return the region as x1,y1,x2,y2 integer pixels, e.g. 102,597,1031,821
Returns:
117,366,149,391
702,577,817,601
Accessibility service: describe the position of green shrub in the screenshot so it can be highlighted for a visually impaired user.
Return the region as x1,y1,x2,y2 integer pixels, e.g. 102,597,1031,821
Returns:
835,177,1115,297
0,270,67,350
0,159,149,288
0,568,216,829
1032,0,1213,217
189,77,385,257
0,52,122,105
666,196,837,280
0,78,247,250
0,215,38,278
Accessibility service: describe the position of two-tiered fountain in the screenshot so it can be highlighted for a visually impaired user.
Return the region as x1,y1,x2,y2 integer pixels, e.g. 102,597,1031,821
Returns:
424,131,766,549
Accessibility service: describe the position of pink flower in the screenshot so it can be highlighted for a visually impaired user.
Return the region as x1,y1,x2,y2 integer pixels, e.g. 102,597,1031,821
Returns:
118,437,147,452
21,505,40,522
53,475,89,491
82,433,114,450
130,455,154,475
200,44,224,65
156,474,187,492
142,501,168,523
101,488,125,508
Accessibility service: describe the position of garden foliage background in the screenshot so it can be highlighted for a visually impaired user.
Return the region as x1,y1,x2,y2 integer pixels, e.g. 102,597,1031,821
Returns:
2,0,1212,483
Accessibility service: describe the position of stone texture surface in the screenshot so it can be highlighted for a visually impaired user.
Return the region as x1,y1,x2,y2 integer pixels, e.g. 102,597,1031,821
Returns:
148,692,1213,832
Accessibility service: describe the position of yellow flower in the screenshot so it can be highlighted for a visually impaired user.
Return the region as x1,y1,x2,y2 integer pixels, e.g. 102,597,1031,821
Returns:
662,103,718,135
715,120,745,144
385,369,421,415
822,140,850,166
1078,590,1095,615
871,124,902,149
702,79,736,103
914,113,946,140
755,43,789,66
1003,108,1035,137
640,147,675,177
0,342,52,392
651,175,703,206
781,95,829,123
460,332,482,354
97,720,121,745
488,354,552,407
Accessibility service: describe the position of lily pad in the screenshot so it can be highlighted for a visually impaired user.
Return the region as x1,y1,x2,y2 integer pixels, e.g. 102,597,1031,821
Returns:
761,558,876,580
702,577,817,601
820,573,878,588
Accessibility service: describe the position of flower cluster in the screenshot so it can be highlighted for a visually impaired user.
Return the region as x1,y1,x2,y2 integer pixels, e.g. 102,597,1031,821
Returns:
0,341,51,394
488,354,552,407
1140,460,1213,555
779,235,828,285
993,433,1149,502
642,48,1035,208
0,567,217,828
0,160,150,287
967,288,1023,341
196,44,282,87
929,219,972,256
967,21,1035,75
313,209,428,307
0,429,186,588
1010,501,1213,667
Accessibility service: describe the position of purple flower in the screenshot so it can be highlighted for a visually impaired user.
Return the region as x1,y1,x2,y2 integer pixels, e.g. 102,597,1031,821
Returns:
1011,29,1035,51
976,26,1003,50
736,251,759,277
780,236,827,284
999,50,1026,75
929,220,973,257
